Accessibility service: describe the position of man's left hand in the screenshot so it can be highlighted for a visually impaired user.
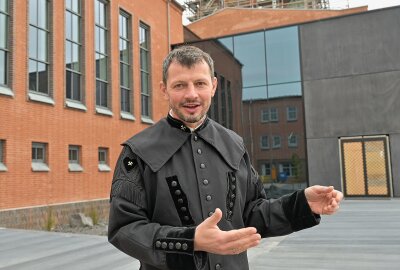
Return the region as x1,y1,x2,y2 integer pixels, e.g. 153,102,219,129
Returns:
304,185,343,215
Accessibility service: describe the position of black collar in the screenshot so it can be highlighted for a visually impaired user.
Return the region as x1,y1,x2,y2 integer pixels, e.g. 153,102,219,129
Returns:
166,113,209,133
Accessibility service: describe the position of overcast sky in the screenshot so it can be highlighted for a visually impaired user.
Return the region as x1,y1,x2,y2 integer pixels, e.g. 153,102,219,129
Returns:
177,0,400,25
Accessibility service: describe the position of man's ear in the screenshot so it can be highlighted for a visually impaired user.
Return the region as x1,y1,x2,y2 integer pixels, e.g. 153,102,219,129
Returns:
160,81,169,100
211,77,217,97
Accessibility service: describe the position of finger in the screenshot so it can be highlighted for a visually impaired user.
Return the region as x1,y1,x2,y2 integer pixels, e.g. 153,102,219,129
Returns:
314,185,334,194
223,233,261,254
335,191,344,202
224,227,258,242
204,208,222,227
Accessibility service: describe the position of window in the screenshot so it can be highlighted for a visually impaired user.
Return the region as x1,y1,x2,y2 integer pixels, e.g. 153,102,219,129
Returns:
95,0,109,110
272,136,281,148
227,80,233,129
29,0,49,95
261,163,271,176
288,133,298,148
287,106,297,121
220,75,226,127
260,135,269,149
0,0,9,90
32,142,49,171
120,10,133,118
65,0,83,104
261,108,278,122
139,22,151,120
98,147,110,171
68,145,83,171
0,139,6,171
281,162,296,177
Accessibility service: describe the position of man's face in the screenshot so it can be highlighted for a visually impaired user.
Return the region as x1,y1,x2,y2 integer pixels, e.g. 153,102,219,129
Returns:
161,60,217,128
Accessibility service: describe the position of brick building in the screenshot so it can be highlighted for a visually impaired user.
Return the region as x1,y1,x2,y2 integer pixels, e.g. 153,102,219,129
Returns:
0,0,184,228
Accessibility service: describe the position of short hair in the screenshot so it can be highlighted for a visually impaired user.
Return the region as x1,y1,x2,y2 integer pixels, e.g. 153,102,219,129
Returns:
162,45,214,84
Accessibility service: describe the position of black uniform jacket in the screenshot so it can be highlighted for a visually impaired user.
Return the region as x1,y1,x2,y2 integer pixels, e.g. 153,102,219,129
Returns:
108,115,320,270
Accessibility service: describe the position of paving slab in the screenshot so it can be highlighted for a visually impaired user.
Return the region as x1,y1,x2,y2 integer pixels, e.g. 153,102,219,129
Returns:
1,199,399,269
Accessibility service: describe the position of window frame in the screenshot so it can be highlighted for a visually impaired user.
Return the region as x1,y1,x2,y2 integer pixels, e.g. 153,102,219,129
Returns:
287,106,297,121
0,0,10,91
260,135,269,149
0,139,6,171
68,144,83,172
32,142,49,171
94,0,111,112
28,0,50,96
288,133,298,148
98,147,110,171
139,21,152,121
119,10,133,119
272,135,281,149
65,0,84,105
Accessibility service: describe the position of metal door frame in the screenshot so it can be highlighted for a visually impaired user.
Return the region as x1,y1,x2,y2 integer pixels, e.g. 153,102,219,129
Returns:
339,135,392,197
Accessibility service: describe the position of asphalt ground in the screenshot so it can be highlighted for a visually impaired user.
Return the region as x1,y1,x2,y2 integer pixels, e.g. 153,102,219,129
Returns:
1,199,399,270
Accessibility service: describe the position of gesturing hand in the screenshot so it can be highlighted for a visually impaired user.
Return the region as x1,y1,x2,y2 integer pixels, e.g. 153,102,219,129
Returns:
194,208,261,255
305,185,343,215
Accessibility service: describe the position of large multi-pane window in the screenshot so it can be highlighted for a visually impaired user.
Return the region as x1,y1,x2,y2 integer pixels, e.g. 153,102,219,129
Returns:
119,11,132,115
65,0,82,102
139,22,151,119
29,0,49,95
0,0,9,88
95,0,109,108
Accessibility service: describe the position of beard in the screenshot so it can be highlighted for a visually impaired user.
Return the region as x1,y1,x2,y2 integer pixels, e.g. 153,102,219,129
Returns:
171,100,210,125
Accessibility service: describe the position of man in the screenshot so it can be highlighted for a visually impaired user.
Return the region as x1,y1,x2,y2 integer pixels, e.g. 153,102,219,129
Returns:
108,46,343,270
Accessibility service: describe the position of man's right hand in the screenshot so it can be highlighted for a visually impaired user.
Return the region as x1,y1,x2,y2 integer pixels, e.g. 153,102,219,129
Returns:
194,208,261,255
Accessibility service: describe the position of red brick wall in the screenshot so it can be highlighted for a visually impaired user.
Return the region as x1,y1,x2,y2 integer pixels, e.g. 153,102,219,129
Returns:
0,0,183,210
187,7,367,39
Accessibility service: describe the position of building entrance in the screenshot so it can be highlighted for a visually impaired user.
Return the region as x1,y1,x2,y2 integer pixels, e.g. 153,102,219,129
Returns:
340,136,391,197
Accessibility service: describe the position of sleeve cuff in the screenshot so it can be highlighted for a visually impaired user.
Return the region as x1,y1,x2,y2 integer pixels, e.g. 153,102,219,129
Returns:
154,227,207,270
282,189,321,232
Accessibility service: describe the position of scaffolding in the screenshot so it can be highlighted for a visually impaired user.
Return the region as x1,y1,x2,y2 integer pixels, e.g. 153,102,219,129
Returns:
184,0,330,22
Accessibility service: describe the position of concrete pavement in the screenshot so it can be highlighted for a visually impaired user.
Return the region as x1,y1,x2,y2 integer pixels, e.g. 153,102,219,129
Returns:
1,199,399,269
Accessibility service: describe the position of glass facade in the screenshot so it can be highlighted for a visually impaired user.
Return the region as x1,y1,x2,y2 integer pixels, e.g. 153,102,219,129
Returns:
65,0,82,102
29,0,49,94
95,0,108,108
184,25,307,198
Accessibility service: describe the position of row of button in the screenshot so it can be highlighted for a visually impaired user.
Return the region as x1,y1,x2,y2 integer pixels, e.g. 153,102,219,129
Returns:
155,240,188,251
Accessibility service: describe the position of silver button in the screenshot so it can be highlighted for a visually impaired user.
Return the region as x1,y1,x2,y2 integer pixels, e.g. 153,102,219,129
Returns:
175,189,182,196
200,163,206,169
171,181,178,187
215,263,222,270
197,149,202,154
203,179,209,185
161,242,167,249
194,135,198,141
206,195,212,201
169,242,174,249
178,198,184,204
181,207,187,212
155,241,161,248
175,242,182,250
208,211,214,217
182,243,188,250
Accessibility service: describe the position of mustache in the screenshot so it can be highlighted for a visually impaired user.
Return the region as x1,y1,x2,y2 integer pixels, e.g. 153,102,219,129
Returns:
180,100,202,106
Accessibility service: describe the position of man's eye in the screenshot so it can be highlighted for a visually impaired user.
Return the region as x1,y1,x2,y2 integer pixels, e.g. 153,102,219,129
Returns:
174,84,184,89
196,82,206,86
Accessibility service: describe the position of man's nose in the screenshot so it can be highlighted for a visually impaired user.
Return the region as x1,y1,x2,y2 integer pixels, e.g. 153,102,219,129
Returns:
185,83,198,98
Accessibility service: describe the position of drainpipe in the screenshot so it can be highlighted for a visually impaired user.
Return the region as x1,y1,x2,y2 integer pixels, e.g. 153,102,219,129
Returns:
167,0,171,52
